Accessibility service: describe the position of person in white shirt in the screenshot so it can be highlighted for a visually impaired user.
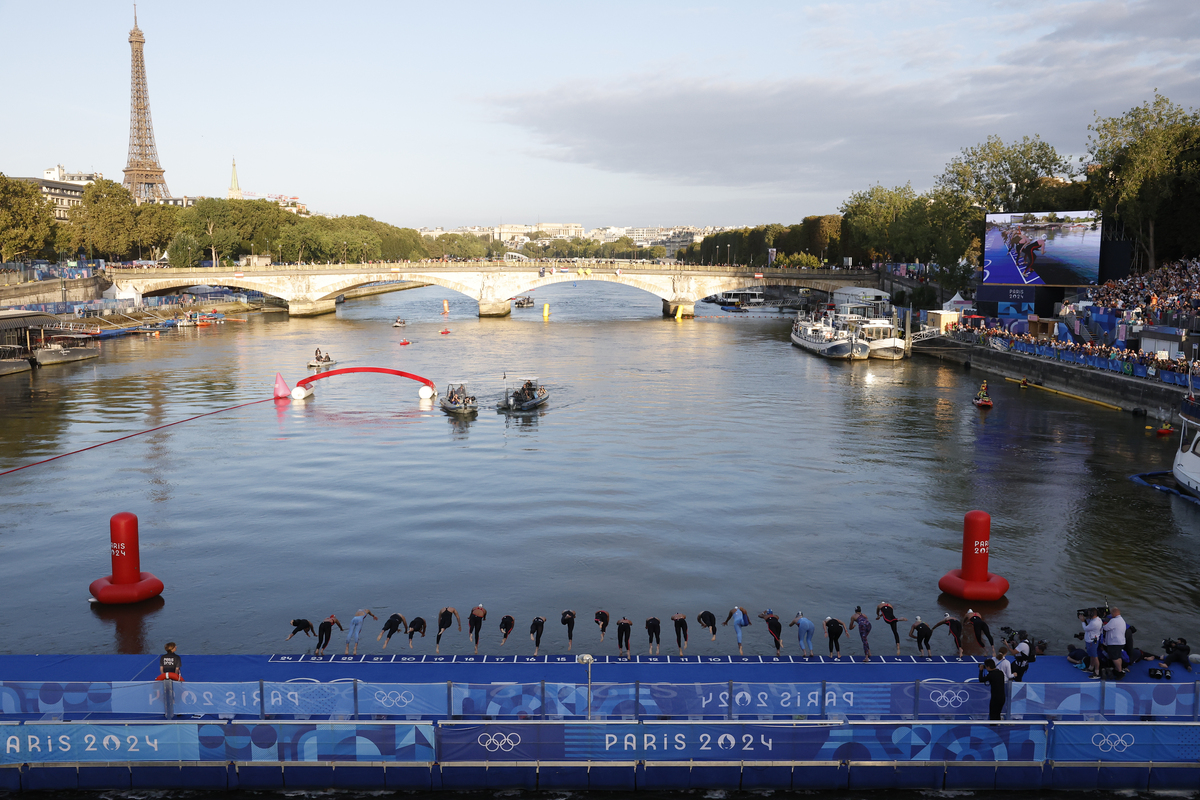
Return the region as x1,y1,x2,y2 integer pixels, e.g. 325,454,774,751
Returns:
1082,609,1103,679
995,646,1014,682
1103,608,1128,675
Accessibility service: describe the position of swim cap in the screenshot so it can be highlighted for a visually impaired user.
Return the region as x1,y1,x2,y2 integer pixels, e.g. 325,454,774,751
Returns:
825,616,831,621
967,609,974,614
944,612,951,618
916,616,922,622
765,608,773,615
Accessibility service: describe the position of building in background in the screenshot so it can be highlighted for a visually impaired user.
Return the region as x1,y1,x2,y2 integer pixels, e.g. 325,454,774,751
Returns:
42,165,103,185
12,176,87,222
227,158,242,200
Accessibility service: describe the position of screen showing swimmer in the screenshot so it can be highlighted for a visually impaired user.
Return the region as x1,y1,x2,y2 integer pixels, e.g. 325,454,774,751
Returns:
982,210,1101,286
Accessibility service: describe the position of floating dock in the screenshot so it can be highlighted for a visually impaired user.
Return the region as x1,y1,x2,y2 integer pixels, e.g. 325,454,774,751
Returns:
1,653,1196,792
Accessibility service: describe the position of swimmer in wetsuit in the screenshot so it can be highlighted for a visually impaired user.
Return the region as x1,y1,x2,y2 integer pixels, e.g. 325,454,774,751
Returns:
876,602,909,655
616,616,633,659
499,615,515,645
932,613,965,657
287,619,314,640
964,609,996,657
697,610,718,640
671,613,688,655
435,607,461,654
909,616,933,657
468,605,487,654
316,614,343,656
824,616,846,659
345,608,378,655
377,613,408,648
723,606,752,656
408,617,427,647
646,616,662,655
561,610,576,651
594,610,609,641
759,609,783,656
530,616,546,655
790,612,815,657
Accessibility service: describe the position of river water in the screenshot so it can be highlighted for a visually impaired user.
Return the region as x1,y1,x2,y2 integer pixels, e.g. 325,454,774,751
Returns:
1,283,1195,658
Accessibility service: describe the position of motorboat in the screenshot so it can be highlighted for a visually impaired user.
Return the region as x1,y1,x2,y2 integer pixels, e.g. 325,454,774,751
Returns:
498,377,549,412
973,395,993,409
1173,394,1200,495
33,334,100,366
721,305,749,313
790,315,869,360
308,357,337,368
440,382,478,415
514,296,535,308
392,318,406,327
833,304,906,360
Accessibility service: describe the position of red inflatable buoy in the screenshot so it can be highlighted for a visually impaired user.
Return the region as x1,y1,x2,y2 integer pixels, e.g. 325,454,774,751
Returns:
938,510,1009,601
89,512,164,604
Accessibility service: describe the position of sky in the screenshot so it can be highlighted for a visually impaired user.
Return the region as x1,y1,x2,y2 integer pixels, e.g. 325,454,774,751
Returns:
1,0,1197,230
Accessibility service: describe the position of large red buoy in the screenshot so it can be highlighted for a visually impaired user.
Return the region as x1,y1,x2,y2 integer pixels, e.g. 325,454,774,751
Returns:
938,510,1009,601
89,512,164,604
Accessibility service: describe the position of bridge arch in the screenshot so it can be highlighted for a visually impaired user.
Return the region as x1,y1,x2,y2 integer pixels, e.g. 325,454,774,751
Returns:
134,277,291,301
310,273,478,302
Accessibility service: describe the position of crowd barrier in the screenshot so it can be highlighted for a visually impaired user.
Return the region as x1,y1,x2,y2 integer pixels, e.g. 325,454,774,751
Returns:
983,339,1195,385
3,719,1200,792
4,679,1196,722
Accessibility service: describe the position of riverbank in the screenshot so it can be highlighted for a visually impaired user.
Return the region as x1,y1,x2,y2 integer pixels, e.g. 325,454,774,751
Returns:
913,337,1189,412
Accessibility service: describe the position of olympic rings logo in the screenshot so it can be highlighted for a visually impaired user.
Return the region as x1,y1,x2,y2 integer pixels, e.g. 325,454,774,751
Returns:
1092,733,1135,752
373,690,415,708
478,732,522,752
928,689,971,708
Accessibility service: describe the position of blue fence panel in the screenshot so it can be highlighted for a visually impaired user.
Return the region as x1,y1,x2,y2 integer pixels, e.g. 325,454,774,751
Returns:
823,682,914,717
358,682,448,717
1010,683,1102,718
1050,722,1197,763
641,682,729,717
223,722,435,762
452,682,548,718
732,682,824,717
1133,364,1149,377
591,683,640,718
0,723,198,762
173,683,261,716
0,682,165,716
826,722,1047,762
262,682,355,716
1103,681,1195,719
916,681,992,717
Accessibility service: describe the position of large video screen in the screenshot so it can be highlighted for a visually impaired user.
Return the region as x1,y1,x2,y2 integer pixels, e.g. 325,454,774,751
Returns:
983,210,1101,286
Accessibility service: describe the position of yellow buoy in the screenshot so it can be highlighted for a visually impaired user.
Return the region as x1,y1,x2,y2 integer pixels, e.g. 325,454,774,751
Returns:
675,305,683,320
543,303,550,319
442,299,449,314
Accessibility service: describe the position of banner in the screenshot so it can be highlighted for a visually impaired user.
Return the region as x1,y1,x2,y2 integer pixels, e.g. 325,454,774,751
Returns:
1050,723,1200,763
0,681,165,716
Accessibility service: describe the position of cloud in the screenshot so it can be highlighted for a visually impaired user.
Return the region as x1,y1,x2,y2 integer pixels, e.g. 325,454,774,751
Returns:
491,0,1200,202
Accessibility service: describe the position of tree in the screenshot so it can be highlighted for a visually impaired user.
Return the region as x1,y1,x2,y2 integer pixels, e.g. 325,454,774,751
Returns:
1086,93,1200,271
840,183,916,261
67,178,136,261
166,231,201,268
133,203,179,260
278,219,330,264
0,173,54,262
936,134,1072,213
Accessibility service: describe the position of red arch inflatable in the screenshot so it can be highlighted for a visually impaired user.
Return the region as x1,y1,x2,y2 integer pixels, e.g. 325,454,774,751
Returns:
296,367,435,390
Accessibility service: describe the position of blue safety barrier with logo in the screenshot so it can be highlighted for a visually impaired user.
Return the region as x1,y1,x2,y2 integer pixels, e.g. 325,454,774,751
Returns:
262,682,355,716
1050,722,1199,763
358,682,449,717
0,721,435,764
0,682,165,717
172,683,261,716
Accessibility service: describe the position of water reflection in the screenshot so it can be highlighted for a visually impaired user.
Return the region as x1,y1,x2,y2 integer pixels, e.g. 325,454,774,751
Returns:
89,596,166,655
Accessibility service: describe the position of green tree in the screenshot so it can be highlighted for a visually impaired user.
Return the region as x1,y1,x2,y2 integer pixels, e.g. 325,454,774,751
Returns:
166,231,201,268
67,178,136,261
0,173,54,262
936,134,1072,213
1086,93,1200,271
133,203,180,260
277,219,330,263
840,183,916,261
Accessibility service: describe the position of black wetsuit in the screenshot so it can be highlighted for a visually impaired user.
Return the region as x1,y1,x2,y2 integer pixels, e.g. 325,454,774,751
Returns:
946,619,963,650
879,605,900,643
530,617,546,648
646,617,661,645
290,619,314,637
437,609,454,644
765,616,783,651
673,617,688,648
981,668,1006,720
561,610,576,642
409,617,427,641
159,652,181,677
317,621,334,651
499,615,515,640
914,622,932,653
826,619,844,655
617,619,632,651
697,610,717,636
967,614,993,648
594,610,609,635
469,611,485,644
382,614,405,641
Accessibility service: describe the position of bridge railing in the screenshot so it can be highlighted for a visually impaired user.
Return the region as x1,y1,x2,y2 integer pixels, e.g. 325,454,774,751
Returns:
106,262,878,278
3,679,1191,723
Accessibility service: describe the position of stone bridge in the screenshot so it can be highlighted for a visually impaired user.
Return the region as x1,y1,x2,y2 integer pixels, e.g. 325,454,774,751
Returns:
107,261,880,317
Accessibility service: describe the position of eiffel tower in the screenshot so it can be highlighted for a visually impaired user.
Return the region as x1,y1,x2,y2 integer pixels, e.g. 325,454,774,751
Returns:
122,8,170,201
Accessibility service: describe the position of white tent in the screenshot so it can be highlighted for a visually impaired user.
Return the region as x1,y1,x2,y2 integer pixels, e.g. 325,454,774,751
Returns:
943,292,972,311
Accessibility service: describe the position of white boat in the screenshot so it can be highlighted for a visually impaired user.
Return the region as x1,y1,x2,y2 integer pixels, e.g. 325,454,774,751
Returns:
33,334,100,366
833,303,906,360
1174,395,1200,496
790,315,868,360
440,382,478,414
498,377,549,412
308,358,337,368
392,318,406,327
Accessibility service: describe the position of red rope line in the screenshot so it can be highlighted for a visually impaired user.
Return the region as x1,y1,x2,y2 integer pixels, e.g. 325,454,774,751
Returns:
0,397,276,477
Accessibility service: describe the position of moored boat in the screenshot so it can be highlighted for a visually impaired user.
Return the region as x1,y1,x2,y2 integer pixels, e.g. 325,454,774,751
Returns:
34,335,100,366
790,315,868,359
1174,394,1200,495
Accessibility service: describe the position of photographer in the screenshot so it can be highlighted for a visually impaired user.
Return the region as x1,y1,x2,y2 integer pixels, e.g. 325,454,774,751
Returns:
1077,608,1102,679
1160,638,1193,673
